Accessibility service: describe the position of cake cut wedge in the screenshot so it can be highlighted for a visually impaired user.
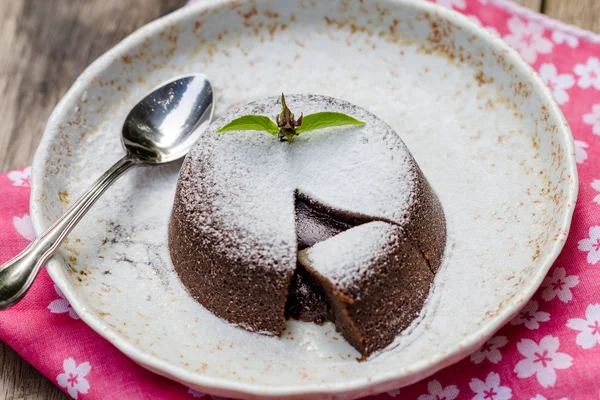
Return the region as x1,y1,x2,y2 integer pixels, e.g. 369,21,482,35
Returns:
297,222,433,357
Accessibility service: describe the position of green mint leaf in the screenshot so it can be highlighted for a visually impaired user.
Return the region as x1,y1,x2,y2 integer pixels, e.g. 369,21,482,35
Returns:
296,112,365,133
217,115,279,135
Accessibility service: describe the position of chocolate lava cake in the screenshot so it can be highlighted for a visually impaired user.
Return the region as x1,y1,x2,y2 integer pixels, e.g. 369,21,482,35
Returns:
168,95,446,357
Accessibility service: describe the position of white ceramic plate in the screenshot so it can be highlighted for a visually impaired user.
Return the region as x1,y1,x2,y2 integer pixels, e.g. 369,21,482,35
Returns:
30,1,577,398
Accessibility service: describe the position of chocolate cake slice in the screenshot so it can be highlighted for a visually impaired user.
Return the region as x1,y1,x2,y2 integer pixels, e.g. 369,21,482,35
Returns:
168,95,446,357
297,222,433,356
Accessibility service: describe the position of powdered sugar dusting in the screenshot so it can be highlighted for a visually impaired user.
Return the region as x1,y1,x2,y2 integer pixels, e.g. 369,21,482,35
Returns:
301,222,401,291
290,96,416,224
182,95,418,245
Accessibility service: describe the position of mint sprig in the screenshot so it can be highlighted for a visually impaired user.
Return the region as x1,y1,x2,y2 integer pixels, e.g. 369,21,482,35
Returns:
296,112,365,133
216,115,279,134
216,94,365,142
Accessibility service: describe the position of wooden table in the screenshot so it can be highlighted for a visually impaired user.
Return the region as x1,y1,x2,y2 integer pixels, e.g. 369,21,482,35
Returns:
0,1,598,398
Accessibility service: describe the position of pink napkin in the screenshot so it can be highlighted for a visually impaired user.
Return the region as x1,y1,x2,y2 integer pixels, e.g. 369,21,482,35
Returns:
2,0,600,399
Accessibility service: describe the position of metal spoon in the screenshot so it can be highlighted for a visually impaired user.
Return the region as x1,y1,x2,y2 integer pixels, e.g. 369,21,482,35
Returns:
0,74,214,309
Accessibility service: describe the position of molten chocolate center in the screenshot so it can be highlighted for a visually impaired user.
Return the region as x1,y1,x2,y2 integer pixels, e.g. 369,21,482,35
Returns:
285,195,367,323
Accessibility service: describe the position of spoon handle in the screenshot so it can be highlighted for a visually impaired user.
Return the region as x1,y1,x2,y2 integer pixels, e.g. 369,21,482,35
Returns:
0,156,138,309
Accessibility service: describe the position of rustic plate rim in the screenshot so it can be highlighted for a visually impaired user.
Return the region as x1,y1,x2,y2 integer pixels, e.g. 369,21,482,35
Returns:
29,0,579,397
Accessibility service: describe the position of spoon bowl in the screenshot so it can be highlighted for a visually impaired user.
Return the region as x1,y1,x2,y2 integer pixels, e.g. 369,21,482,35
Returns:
0,74,213,309
122,75,213,163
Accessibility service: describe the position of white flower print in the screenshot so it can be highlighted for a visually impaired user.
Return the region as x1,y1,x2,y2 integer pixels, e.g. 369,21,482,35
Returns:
503,17,553,64
541,267,579,303
514,335,573,388
187,388,206,398
48,284,79,320
435,0,466,10
577,226,600,264
13,214,35,242
467,15,500,37
575,140,589,164
469,372,512,400
575,57,600,90
583,104,600,135
510,300,550,330
552,30,579,48
386,388,401,397
7,166,31,187
539,63,575,105
591,180,600,205
566,303,600,349
57,358,91,399
470,336,508,364
417,380,459,400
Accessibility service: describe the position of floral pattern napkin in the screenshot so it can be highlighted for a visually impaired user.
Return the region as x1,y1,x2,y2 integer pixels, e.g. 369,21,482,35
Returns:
2,0,600,399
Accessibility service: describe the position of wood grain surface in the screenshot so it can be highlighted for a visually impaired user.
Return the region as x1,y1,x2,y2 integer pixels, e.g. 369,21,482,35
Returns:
545,0,600,33
0,0,597,399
